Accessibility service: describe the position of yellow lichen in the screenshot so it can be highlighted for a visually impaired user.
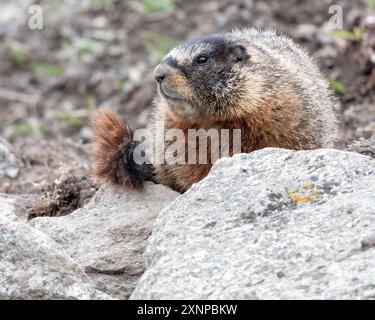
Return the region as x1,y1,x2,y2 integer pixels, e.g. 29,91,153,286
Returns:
288,183,318,204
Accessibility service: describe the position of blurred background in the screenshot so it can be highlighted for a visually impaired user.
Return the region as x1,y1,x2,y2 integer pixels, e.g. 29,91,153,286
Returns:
0,0,374,216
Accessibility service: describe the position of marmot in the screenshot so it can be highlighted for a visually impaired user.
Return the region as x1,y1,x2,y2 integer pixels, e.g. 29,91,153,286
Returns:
92,29,338,193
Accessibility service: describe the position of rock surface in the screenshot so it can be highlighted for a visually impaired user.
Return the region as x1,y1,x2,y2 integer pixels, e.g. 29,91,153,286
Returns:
0,199,109,300
31,182,179,299
131,148,375,300
0,137,21,179
0,194,19,222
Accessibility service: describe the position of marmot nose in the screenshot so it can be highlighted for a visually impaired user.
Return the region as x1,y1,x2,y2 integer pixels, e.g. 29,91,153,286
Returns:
153,65,168,83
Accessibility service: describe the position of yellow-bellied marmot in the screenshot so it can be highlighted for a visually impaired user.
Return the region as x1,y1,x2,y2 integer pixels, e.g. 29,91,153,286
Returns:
92,29,338,193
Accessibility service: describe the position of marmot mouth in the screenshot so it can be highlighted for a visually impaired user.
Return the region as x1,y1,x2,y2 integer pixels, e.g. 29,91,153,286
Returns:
159,86,184,102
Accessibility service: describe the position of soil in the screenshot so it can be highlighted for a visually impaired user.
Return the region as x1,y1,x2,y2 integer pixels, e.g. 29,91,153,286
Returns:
0,0,374,218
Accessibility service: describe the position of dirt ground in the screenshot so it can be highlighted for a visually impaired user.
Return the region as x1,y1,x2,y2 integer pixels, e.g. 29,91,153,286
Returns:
0,0,374,217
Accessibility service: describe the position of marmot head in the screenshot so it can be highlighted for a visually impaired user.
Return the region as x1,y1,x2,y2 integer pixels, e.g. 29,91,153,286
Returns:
153,33,269,120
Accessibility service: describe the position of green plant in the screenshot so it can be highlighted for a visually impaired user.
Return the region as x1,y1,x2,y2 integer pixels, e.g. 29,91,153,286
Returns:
142,32,179,61
366,0,375,9
30,64,62,77
7,42,28,69
73,37,105,57
7,41,62,77
329,79,347,95
329,27,362,42
133,0,175,13
58,111,83,129
11,122,44,136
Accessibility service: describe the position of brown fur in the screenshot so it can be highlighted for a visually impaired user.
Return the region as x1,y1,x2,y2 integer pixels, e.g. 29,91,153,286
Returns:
91,109,141,189
154,92,316,192
169,69,194,99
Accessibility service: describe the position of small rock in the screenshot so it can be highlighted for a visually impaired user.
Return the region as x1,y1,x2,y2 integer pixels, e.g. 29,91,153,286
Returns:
0,203,109,300
293,23,318,40
30,182,179,299
0,137,21,179
361,235,375,249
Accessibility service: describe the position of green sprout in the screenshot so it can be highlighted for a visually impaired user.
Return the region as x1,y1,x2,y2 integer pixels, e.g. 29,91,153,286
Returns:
12,122,44,136
329,79,347,95
329,27,362,42
142,32,179,61
7,42,28,69
366,0,375,9
58,111,83,129
7,41,62,77
133,0,176,13
30,64,62,77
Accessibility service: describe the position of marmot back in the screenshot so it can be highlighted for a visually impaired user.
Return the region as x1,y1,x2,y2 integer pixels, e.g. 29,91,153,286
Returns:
237,29,337,146
92,29,338,193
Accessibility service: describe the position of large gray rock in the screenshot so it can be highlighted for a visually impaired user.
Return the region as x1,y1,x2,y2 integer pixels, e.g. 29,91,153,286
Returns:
31,182,179,299
0,202,109,300
0,137,21,179
131,148,375,300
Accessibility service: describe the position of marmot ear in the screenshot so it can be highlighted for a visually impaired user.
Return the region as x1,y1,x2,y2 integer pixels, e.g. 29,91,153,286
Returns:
230,45,248,63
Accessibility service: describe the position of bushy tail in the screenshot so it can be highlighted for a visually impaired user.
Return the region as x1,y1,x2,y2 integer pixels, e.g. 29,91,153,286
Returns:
91,109,152,190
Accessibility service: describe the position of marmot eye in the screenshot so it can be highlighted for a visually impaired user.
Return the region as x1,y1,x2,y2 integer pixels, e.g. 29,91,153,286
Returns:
195,55,209,65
